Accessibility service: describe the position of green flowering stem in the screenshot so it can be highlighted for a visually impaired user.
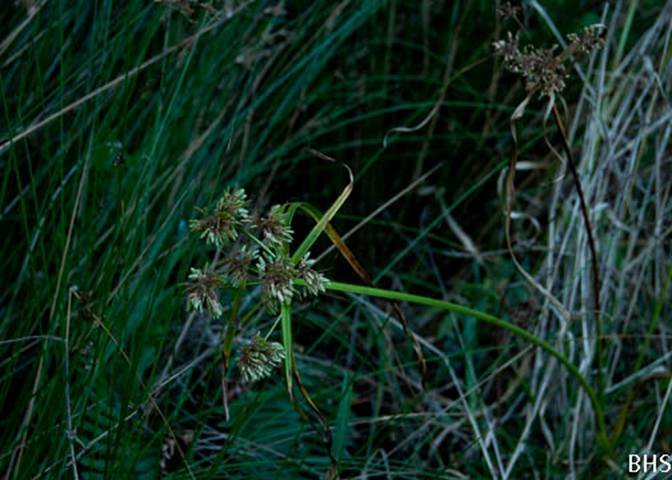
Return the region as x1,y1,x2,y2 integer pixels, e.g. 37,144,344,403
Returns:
318,280,610,450
243,229,274,257
280,303,294,399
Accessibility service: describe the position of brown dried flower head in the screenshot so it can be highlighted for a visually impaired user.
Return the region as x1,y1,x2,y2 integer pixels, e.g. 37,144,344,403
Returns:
494,19,606,98
568,24,606,55
493,31,523,73
496,1,522,22
522,46,567,97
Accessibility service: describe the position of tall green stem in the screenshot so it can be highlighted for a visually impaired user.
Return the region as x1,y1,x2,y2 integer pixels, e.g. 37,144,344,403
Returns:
322,280,609,449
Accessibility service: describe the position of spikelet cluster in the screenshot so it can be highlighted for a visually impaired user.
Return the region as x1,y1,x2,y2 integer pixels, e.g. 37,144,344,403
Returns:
296,253,328,297
257,253,296,311
252,204,294,247
188,188,329,313
567,24,605,55
495,1,522,22
493,18,605,98
222,245,259,287
186,267,224,318
238,334,286,383
185,188,330,384
189,189,250,248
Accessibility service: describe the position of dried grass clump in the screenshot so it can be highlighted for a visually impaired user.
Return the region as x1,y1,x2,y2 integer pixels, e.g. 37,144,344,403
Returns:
498,1,672,475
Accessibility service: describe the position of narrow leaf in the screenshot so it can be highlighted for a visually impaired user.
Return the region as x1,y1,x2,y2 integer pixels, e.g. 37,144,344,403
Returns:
299,203,372,283
280,303,293,399
291,164,353,264
333,373,353,461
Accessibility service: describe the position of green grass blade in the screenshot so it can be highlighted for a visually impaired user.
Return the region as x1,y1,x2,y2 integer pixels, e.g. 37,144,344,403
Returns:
291,166,353,264
280,303,293,398
333,373,353,462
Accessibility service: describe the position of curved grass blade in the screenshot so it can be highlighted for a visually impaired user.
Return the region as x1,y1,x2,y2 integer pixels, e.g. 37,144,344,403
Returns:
317,279,610,450
291,163,353,265
299,203,371,283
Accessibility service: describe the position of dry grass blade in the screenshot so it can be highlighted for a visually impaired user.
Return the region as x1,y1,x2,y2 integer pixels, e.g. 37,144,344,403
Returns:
291,153,353,265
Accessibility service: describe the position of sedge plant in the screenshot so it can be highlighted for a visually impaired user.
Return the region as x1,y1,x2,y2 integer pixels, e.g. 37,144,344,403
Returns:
185,178,610,463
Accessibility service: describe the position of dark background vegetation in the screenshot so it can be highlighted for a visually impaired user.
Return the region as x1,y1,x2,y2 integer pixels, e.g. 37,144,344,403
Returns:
1,0,670,478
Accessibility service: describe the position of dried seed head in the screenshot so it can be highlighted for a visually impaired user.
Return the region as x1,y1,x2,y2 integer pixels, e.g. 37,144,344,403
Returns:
296,253,328,297
222,245,258,287
495,23,606,99
522,46,567,97
253,204,294,247
238,333,286,383
493,32,523,73
186,268,224,318
568,24,605,55
496,1,522,22
257,253,296,312
189,189,250,248
494,35,567,97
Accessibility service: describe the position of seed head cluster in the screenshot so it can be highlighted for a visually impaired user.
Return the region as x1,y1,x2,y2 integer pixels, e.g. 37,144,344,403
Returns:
238,334,286,383
187,189,328,311
222,245,259,287
493,17,605,97
186,267,224,319
495,1,522,22
567,24,606,55
257,253,296,311
296,253,328,297
189,189,250,248
252,204,294,247
185,188,330,383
